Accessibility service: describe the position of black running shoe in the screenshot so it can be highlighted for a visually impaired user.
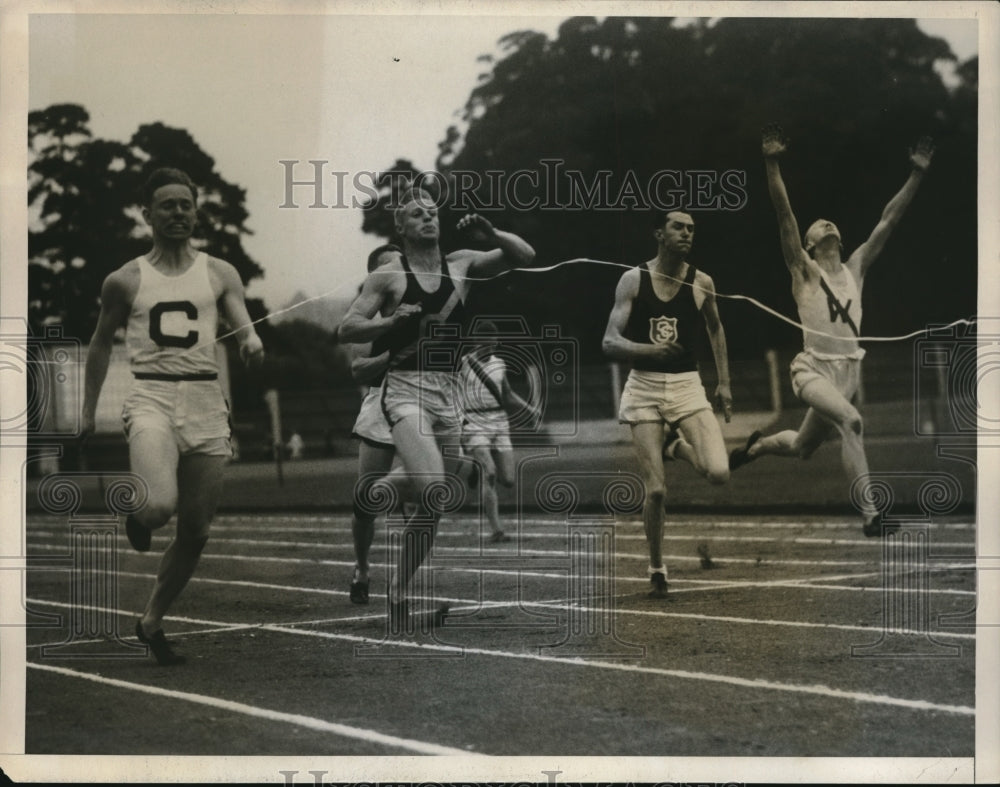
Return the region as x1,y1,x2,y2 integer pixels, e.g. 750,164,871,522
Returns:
349,572,370,604
863,513,900,538
125,515,151,553
729,430,762,471
648,571,668,598
135,620,185,666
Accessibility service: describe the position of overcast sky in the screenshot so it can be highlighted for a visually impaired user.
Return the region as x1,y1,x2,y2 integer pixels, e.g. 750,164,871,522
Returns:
27,10,979,313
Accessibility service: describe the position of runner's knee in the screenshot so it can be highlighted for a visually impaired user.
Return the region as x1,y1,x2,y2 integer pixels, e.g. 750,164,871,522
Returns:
794,435,820,460
644,483,666,506
705,466,729,485
410,474,442,495
352,497,377,526
140,502,174,529
844,410,864,437
797,444,818,460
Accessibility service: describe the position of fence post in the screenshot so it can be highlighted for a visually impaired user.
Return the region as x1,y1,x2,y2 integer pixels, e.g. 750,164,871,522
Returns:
765,349,782,415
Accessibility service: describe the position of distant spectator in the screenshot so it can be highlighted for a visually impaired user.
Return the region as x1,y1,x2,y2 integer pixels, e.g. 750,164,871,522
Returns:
287,431,304,460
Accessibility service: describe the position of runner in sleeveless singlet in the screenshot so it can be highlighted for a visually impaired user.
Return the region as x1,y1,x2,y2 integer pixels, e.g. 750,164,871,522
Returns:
340,243,403,604
603,210,734,597
459,320,540,545
81,168,264,664
339,188,535,622
728,125,934,537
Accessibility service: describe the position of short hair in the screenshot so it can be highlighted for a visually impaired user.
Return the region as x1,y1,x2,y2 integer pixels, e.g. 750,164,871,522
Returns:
657,209,694,229
393,187,437,227
142,168,197,206
803,219,842,255
366,243,402,273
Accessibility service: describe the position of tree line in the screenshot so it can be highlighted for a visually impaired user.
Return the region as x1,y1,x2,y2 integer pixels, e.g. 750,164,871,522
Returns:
364,17,978,362
28,16,978,384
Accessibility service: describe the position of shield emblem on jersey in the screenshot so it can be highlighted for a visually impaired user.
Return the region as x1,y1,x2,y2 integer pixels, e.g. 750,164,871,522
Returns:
649,316,678,344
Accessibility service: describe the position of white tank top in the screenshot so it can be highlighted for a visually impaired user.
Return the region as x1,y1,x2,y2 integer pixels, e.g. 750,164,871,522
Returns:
796,268,865,359
126,253,219,376
461,354,506,412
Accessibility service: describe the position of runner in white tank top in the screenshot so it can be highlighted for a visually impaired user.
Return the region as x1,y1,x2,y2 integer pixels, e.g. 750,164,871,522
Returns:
729,125,934,538
126,252,219,376
82,168,264,664
459,321,539,545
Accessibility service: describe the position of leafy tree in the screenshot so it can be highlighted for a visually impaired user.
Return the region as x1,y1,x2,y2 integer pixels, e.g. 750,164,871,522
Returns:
28,105,263,339
362,17,976,360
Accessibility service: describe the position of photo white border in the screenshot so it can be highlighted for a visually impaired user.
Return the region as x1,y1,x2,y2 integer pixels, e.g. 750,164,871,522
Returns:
2,0,997,783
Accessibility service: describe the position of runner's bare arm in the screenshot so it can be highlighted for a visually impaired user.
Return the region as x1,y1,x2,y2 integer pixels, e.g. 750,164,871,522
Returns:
500,376,541,421
339,264,420,343
762,124,811,278
457,214,536,279
82,272,131,437
602,269,684,363
349,344,391,385
848,136,934,279
215,260,264,367
698,273,733,422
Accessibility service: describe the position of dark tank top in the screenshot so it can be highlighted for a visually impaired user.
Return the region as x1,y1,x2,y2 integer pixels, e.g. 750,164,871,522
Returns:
374,254,468,373
623,262,700,373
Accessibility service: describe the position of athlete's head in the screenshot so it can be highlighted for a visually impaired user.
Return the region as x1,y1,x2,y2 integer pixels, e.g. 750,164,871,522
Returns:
654,210,695,255
804,219,843,258
142,168,198,207
393,187,439,245
366,243,402,273
141,168,198,241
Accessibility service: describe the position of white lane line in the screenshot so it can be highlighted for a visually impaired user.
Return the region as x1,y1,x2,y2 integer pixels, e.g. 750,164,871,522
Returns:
186,515,981,531
25,661,476,755
26,573,976,659
27,517,975,546
517,600,976,640
27,551,976,599
24,528,978,551
254,622,975,717
24,604,976,716
70,558,984,598
669,580,975,597
24,539,976,572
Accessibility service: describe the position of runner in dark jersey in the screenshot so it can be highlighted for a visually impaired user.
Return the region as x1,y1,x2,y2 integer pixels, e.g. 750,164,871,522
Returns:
603,210,733,597
728,125,934,538
339,188,534,623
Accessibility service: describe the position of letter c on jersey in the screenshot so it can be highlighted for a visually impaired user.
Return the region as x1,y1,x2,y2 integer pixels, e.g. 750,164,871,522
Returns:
149,301,199,348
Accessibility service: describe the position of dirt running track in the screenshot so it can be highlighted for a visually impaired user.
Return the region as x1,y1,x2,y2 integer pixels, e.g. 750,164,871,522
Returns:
23,510,975,766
